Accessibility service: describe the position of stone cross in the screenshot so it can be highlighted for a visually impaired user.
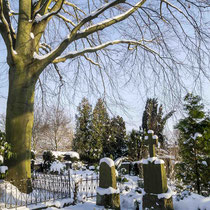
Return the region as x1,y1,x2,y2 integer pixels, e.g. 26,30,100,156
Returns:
145,130,158,157
142,130,174,210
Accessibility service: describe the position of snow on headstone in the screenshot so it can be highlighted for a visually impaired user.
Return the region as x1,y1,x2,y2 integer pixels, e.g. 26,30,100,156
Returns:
148,130,154,134
100,157,114,167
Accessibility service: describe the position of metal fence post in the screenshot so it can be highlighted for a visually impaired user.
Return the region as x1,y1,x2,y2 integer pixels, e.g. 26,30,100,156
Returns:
68,170,71,198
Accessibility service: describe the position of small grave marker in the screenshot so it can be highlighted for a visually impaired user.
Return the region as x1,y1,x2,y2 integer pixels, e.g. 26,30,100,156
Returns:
96,157,120,209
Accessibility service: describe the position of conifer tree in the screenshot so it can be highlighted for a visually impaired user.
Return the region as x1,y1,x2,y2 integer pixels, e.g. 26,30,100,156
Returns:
142,98,174,147
108,116,127,159
175,93,210,195
91,98,110,162
127,129,143,160
73,98,92,162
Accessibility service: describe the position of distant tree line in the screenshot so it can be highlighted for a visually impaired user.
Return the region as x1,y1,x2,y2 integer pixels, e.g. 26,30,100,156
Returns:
73,98,127,163
73,97,174,163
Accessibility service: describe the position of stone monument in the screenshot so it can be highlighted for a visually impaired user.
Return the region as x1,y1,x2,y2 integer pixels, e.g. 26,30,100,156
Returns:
142,130,174,210
96,157,120,209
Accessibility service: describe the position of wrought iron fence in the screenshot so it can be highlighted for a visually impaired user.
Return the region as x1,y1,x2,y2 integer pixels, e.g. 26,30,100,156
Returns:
71,173,99,199
0,171,139,209
0,171,100,209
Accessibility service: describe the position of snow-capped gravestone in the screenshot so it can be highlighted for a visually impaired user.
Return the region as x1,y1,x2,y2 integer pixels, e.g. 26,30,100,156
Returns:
142,130,174,210
96,157,120,209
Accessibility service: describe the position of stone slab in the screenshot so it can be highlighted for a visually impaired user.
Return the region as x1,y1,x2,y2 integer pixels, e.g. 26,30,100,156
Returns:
143,162,167,194
99,162,117,189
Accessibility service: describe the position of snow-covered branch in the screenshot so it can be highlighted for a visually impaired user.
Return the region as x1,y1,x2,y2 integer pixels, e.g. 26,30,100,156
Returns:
0,0,14,55
68,0,126,40
33,0,147,69
32,0,52,18
52,39,158,63
63,1,86,15
75,0,147,40
34,0,64,23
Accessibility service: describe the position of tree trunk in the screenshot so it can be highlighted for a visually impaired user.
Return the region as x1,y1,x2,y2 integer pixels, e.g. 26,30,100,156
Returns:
5,66,37,193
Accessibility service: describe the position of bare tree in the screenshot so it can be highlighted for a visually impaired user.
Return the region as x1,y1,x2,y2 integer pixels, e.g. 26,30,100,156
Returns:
32,105,73,153
45,106,73,151
0,0,209,191
32,108,44,153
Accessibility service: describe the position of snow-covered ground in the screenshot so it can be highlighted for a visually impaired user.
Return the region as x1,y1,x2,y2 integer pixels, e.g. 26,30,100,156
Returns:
1,173,209,210
46,187,210,210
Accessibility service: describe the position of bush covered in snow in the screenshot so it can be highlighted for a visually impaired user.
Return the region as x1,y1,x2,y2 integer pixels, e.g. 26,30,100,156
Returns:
52,151,80,162
72,161,85,170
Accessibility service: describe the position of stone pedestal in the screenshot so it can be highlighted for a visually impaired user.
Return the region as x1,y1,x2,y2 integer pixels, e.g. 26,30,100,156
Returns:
143,193,174,210
96,158,120,209
96,192,120,209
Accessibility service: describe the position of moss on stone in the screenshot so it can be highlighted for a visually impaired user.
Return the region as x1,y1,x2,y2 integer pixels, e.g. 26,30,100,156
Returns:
143,162,167,194
96,193,120,209
99,162,117,189
143,193,174,210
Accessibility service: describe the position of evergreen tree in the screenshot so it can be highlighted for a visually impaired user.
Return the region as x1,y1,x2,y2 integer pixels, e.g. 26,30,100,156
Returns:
73,98,92,162
175,93,210,195
91,98,110,162
127,129,143,160
142,98,174,147
108,116,127,159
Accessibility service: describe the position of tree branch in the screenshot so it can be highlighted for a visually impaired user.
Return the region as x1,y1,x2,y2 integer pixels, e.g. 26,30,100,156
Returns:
34,0,64,24
0,0,15,58
52,39,157,63
69,0,126,39
33,0,147,71
33,0,53,18
15,0,32,54
75,0,147,40
32,0,64,52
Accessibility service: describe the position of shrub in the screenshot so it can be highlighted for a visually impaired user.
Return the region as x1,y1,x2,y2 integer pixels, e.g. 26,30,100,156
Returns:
42,151,55,172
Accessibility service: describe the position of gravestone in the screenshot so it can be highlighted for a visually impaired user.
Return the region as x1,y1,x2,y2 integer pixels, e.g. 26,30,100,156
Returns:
96,157,120,209
142,130,174,210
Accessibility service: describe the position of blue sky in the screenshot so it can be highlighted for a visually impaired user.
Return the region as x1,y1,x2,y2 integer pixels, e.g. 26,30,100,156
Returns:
0,1,210,135
1,34,209,134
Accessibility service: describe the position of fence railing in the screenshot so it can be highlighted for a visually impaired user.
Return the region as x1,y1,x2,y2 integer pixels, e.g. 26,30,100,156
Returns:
0,171,139,209
0,171,100,209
